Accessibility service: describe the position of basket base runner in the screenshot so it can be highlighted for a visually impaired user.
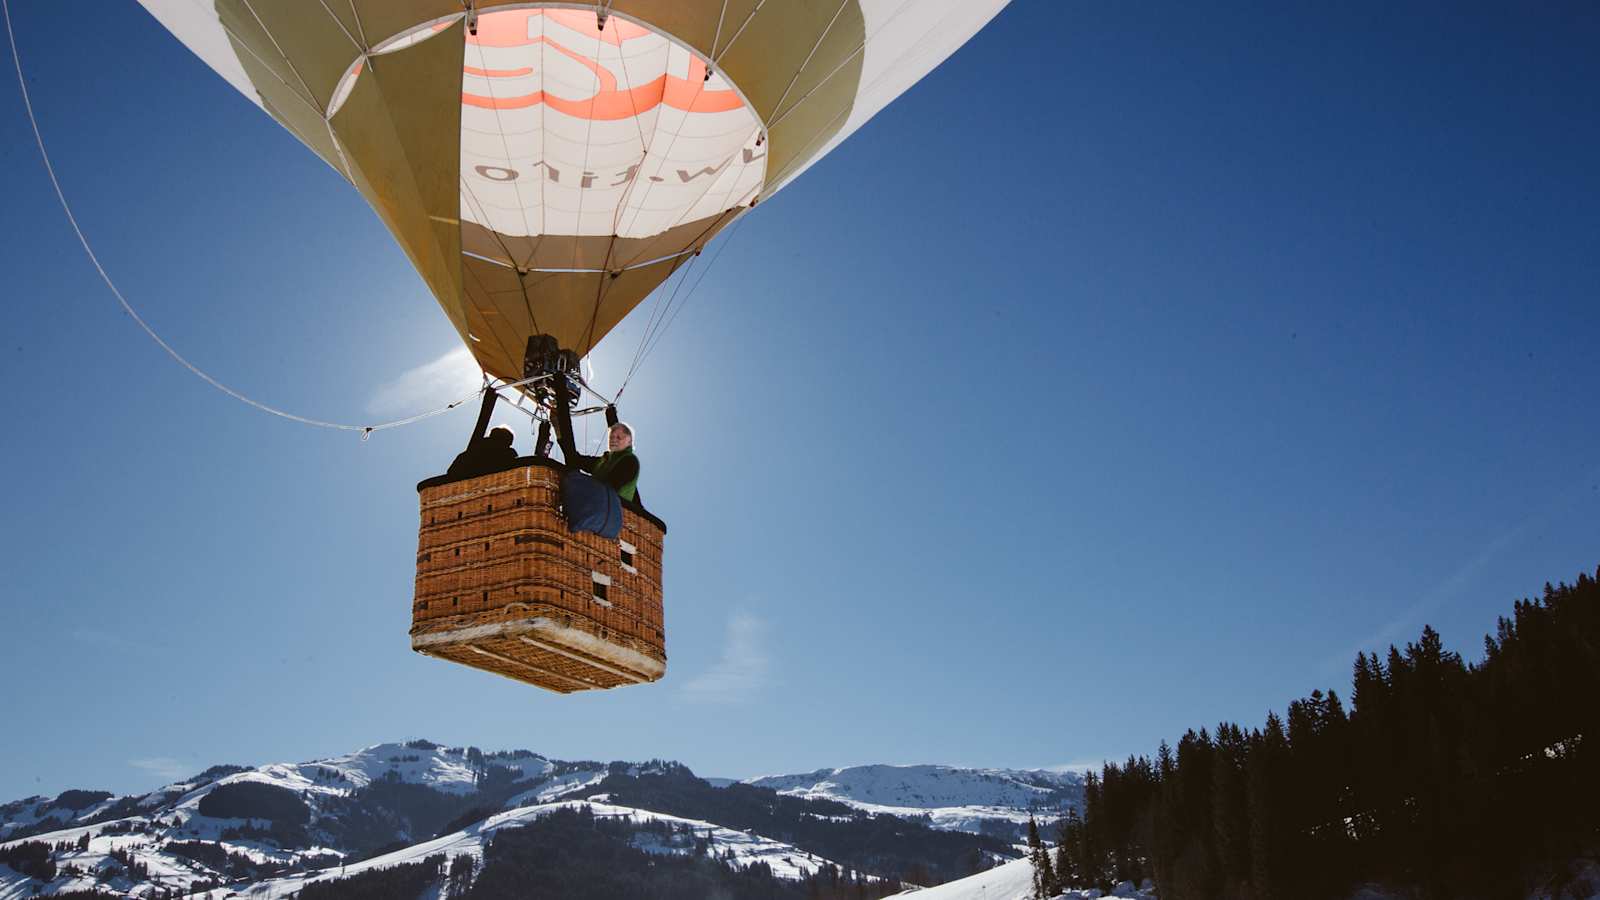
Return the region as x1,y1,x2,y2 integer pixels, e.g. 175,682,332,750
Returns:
412,606,666,693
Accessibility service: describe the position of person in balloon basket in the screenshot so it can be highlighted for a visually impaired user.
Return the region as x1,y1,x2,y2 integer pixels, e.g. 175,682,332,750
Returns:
551,377,641,538
446,424,519,478
555,397,640,504
588,417,640,503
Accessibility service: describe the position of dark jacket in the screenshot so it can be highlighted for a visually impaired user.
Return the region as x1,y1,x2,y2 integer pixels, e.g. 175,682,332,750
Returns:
446,435,518,478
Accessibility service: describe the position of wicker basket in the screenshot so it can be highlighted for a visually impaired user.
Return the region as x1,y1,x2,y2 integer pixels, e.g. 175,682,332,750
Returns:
411,458,666,693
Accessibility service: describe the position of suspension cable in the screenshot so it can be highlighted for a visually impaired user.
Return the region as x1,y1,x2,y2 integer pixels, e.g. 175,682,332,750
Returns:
622,212,750,393
619,249,701,389
3,0,483,440
613,210,748,398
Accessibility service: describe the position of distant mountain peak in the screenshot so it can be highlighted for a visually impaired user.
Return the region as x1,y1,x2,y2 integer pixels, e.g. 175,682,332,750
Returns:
744,762,1083,834
2,740,1038,898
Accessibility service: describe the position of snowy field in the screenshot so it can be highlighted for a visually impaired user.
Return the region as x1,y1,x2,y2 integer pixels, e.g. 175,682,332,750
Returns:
895,858,1155,900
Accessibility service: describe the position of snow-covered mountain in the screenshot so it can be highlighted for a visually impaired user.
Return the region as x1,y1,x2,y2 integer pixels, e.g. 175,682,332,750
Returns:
0,740,1018,898
0,795,849,900
0,741,565,843
0,741,608,898
198,800,851,900
745,764,1084,835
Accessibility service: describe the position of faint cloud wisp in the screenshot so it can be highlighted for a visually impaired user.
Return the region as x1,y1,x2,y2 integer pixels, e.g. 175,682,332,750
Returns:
1044,760,1105,775
129,757,189,782
679,613,773,704
72,627,168,659
367,346,480,416
1331,465,1600,672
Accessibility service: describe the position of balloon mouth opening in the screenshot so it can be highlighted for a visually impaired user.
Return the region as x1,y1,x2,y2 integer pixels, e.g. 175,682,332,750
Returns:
328,13,462,118
325,5,767,244
327,6,764,121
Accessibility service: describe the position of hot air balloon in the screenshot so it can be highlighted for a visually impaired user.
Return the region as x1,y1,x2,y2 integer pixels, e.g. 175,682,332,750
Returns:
137,0,1010,692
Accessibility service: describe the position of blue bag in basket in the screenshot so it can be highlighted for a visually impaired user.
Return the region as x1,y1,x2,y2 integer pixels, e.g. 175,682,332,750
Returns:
561,469,622,539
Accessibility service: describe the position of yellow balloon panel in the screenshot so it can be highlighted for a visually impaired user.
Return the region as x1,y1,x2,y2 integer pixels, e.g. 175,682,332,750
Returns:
139,0,1011,375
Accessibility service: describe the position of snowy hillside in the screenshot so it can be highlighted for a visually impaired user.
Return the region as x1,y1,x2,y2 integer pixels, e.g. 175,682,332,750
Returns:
0,797,856,899
898,857,1154,900
306,741,554,795
1,740,1013,898
225,799,853,899
0,740,605,898
747,764,1083,833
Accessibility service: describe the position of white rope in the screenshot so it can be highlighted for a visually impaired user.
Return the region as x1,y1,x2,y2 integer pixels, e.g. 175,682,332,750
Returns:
2,0,480,440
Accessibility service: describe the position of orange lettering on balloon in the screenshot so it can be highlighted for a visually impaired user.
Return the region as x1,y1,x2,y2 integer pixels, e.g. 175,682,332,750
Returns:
460,9,744,120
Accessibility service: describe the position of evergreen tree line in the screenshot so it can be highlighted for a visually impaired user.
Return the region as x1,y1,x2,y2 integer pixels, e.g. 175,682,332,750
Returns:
1038,567,1600,900
165,839,290,880
0,840,57,881
1,794,152,843
194,780,310,825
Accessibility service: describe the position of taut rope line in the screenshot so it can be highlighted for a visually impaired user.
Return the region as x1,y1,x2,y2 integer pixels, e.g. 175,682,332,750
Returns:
3,0,481,439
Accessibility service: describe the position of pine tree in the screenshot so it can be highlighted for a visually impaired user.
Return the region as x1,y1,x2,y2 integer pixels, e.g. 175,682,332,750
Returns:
1054,810,1082,888
1027,566,1600,900
1038,848,1058,898
1027,815,1055,899
1078,770,1107,890
1211,722,1251,896
1150,740,1177,892
1248,714,1289,900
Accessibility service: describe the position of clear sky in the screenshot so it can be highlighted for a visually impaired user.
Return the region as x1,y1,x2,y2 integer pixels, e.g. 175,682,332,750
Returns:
1,1,1597,802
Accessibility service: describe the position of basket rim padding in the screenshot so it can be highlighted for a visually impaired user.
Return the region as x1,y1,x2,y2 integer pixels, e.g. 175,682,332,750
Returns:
417,456,666,534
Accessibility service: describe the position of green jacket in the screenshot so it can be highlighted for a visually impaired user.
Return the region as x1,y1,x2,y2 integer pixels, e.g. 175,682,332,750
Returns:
589,447,639,502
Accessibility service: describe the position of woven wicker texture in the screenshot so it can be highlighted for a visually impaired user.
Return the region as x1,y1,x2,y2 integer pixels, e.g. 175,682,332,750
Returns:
411,462,665,692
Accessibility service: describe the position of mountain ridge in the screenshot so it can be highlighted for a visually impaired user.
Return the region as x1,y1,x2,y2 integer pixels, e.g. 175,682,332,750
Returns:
745,762,1083,833
1,739,1033,898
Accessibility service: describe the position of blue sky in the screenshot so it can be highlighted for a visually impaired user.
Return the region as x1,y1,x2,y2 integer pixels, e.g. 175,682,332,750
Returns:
1,0,1597,801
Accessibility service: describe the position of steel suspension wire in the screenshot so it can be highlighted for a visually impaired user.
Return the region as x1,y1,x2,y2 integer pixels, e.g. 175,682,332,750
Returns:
618,249,703,391
572,367,618,407
614,209,750,397
3,0,482,439
616,202,745,378
627,212,751,384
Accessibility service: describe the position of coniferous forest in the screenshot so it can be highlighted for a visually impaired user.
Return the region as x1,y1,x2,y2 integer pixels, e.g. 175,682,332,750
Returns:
1037,567,1600,900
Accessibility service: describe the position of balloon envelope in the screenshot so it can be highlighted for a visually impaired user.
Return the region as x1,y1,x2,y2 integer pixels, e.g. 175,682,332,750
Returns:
137,0,1010,382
